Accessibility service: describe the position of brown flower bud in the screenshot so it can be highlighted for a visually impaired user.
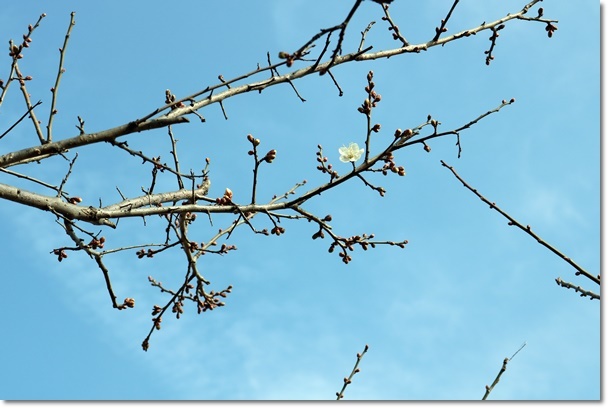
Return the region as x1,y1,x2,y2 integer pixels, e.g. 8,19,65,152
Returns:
264,149,277,163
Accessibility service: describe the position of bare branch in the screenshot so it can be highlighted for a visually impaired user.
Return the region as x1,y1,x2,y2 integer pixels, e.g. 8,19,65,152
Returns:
482,342,527,400
441,161,599,286
47,12,76,143
555,277,600,300
336,344,369,400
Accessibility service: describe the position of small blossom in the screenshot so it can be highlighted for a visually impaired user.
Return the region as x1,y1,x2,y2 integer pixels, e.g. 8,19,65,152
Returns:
338,142,364,163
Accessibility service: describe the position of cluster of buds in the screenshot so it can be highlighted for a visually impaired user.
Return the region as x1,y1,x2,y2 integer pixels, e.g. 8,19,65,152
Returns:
88,236,105,249
394,128,413,144
8,44,23,59
316,145,339,180
247,133,261,150
181,211,197,225
545,21,558,38
312,229,325,240
379,152,406,176
7,14,45,61
152,156,165,171
247,134,277,164
165,89,185,110
123,297,135,308
197,285,232,314
52,248,68,262
263,149,277,164
8,36,30,60
327,233,407,264
358,71,382,115
434,22,448,38
389,240,409,249
187,241,199,252
218,243,237,254
338,252,353,264
68,196,82,204
311,215,332,240
328,233,376,264
215,188,233,205
18,75,33,86
136,248,155,258
172,299,184,319
427,115,440,133
271,225,286,236
278,51,296,67
153,316,162,330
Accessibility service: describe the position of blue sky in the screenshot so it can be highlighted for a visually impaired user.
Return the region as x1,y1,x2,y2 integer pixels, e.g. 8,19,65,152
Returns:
0,0,600,401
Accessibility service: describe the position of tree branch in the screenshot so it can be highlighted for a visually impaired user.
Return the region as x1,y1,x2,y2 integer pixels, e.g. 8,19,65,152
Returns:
441,161,599,287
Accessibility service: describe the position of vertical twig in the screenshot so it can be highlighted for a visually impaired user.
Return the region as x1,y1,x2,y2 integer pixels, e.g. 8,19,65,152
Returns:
47,12,76,143
167,126,184,190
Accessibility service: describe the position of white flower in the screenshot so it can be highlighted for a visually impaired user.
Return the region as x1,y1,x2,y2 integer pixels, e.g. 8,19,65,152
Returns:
338,142,364,163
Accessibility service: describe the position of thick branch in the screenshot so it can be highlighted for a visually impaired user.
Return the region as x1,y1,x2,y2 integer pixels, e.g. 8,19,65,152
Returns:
0,182,116,227
0,116,188,168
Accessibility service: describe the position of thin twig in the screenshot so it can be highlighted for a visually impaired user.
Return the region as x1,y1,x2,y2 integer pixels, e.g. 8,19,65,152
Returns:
358,21,377,52
482,342,527,400
432,0,460,42
167,126,184,190
0,100,42,140
47,12,76,143
336,344,369,400
57,153,78,197
441,161,599,286
381,6,409,46
555,277,600,300
14,63,45,143
0,166,68,197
